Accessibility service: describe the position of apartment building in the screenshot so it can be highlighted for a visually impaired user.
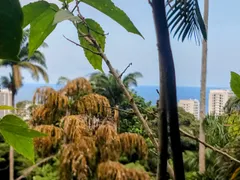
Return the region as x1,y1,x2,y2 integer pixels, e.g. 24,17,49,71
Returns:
0,89,12,117
178,99,200,119
208,89,234,116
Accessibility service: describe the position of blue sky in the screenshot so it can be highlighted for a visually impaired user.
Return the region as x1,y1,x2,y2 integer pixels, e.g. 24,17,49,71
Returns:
3,0,240,87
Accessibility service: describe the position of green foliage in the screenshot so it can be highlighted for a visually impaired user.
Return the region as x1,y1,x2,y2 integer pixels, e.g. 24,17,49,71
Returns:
231,71,240,98
90,71,143,106
125,161,146,171
32,158,59,180
224,96,240,114
81,0,143,38
21,0,142,71
204,115,230,148
226,113,240,138
29,3,58,57
53,9,81,25
22,1,50,28
59,0,73,4
0,0,23,60
0,115,46,162
23,1,59,57
78,19,105,71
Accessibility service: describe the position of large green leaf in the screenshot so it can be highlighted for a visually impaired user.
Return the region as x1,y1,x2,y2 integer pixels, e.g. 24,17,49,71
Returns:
0,0,23,60
29,3,59,57
78,19,105,71
22,1,50,28
81,0,143,38
230,71,240,98
53,9,81,25
0,115,46,162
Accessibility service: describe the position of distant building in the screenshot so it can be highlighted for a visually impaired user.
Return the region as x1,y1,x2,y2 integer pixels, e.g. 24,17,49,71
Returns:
0,89,12,117
208,89,234,116
178,99,200,119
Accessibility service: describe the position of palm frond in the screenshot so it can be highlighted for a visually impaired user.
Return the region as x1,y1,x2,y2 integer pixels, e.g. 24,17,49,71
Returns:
123,72,143,88
0,76,11,89
27,50,47,68
57,76,70,85
33,65,49,83
167,0,207,44
19,62,39,81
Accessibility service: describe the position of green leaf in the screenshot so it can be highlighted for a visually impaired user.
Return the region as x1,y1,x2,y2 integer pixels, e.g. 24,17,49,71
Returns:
81,0,143,38
0,115,46,162
77,19,105,71
22,1,50,28
29,3,59,57
0,106,14,110
0,0,23,60
230,71,240,98
59,0,73,3
53,9,81,25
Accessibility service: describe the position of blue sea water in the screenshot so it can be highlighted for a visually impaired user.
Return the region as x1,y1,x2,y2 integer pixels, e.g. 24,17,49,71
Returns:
15,84,229,112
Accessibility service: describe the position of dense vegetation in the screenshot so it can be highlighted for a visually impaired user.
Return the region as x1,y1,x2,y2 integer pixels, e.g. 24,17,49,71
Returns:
1,0,240,180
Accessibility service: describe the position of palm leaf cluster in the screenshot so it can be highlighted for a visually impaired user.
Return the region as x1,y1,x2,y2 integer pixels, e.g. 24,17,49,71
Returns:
89,71,142,107
167,0,207,43
29,77,150,179
183,115,240,179
34,115,149,179
31,77,110,126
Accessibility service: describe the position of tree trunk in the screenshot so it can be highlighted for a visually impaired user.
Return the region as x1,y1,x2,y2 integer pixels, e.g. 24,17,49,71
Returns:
9,92,15,180
199,0,209,174
151,0,185,179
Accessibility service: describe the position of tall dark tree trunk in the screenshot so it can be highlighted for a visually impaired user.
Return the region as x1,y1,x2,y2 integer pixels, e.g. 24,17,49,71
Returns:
9,91,15,180
199,0,209,173
151,0,185,179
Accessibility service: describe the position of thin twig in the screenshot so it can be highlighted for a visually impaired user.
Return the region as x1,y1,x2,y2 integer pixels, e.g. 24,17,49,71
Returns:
180,129,240,164
15,155,55,180
148,0,153,6
71,0,81,13
63,35,101,55
119,63,132,78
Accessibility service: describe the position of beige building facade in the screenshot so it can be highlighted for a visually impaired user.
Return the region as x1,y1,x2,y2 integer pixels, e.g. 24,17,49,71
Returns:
178,99,200,119
208,89,234,116
0,89,12,117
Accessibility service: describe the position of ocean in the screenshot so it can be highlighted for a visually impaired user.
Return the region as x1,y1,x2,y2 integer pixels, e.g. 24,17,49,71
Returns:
15,84,229,112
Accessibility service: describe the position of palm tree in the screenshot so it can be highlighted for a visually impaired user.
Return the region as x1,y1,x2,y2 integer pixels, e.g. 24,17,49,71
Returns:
0,29,49,180
89,71,142,107
152,0,207,179
199,0,210,173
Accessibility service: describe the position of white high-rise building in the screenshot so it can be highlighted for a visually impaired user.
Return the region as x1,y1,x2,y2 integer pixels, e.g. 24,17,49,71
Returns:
0,89,12,117
178,99,200,119
208,89,234,116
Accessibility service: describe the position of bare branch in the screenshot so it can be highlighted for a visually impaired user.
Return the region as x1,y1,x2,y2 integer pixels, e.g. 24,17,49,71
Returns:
15,155,55,180
63,35,101,55
71,0,80,13
118,63,132,79
180,129,240,164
